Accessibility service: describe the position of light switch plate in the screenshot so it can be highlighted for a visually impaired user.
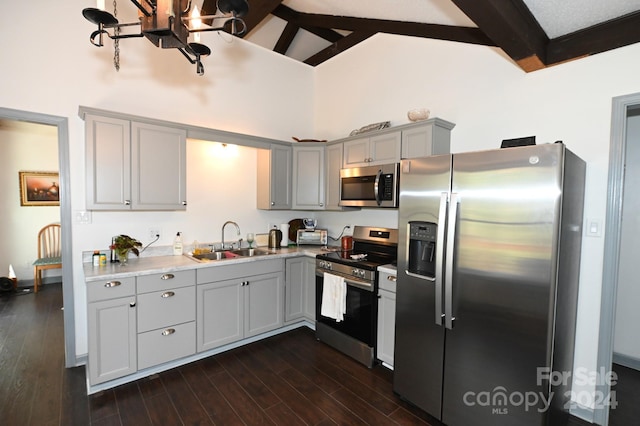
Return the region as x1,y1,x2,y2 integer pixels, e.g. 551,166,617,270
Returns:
585,217,602,237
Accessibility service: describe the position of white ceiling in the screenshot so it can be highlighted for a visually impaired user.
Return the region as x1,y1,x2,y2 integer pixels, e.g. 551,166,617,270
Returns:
280,0,640,39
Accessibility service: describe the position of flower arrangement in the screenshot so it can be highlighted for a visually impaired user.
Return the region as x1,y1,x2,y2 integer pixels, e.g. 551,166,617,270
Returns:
109,234,142,264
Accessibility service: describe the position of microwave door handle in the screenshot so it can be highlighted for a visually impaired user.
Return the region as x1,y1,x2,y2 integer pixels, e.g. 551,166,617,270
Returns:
374,169,383,205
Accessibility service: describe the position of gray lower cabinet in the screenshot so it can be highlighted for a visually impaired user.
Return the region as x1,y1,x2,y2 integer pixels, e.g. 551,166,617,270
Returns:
285,257,316,323
136,270,196,370
87,277,137,385
197,259,284,352
376,267,397,367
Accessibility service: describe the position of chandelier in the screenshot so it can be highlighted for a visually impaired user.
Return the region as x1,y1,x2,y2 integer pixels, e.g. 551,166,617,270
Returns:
82,0,249,75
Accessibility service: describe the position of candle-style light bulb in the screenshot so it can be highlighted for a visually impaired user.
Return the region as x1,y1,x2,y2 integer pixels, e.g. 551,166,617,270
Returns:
191,5,202,43
97,0,106,10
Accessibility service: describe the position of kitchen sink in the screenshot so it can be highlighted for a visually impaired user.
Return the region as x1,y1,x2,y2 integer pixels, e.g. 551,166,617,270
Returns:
187,248,275,262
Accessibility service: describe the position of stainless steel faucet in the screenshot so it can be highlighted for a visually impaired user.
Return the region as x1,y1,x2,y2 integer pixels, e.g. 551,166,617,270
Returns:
221,221,241,249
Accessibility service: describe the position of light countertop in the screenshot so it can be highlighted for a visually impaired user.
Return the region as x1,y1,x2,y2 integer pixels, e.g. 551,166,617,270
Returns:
84,246,328,282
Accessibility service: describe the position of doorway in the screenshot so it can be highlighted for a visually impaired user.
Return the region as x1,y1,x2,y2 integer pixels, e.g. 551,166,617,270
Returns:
0,107,75,367
595,92,640,425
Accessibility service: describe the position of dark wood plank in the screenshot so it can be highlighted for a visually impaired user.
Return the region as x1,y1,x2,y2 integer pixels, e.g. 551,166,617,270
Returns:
209,370,276,425
264,401,307,425
235,345,329,425
143,393,183,426
178,362,245,425
113,382,152,426
90,390,119,423
215,351,281,409
160,369,214,425
279,367,368,426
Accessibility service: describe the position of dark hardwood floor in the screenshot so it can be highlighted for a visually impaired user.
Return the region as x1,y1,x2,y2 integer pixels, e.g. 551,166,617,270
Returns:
0,283,614,426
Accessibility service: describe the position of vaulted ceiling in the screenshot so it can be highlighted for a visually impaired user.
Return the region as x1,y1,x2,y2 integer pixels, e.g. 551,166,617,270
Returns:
202,0,640,72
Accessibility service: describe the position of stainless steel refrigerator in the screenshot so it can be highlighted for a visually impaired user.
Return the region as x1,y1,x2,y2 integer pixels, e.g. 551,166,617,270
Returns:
394,143,585,425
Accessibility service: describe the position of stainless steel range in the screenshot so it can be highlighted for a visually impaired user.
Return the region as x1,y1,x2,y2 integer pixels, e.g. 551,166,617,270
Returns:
315,226,398,367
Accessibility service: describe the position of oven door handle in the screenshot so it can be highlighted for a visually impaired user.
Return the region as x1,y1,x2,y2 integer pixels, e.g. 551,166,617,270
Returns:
374,169,383,206
316,271,373,292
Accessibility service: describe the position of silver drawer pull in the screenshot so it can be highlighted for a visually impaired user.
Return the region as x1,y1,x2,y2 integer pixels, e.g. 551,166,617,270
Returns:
162,328,175,336
161,274,175,280
104,281,121,288
387,276,397,282
161,291,175,298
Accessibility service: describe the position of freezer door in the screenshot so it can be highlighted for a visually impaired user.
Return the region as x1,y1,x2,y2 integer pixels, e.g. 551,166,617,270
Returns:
441,144,564,426
394,155,452,418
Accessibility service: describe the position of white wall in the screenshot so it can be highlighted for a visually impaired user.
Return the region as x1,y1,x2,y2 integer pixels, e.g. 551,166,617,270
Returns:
613,112,640,362
0,121,60,282
1,1,314,357
313,33,640,418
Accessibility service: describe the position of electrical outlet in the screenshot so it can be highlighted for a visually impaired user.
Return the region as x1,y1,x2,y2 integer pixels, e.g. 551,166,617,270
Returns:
148,228,161,240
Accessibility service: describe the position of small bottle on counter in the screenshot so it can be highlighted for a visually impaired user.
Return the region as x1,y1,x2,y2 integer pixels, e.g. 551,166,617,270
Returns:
92,250,100,266
173,232,183,255
99,253,107,266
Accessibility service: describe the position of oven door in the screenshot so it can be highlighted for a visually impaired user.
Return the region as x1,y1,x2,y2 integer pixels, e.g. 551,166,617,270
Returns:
315,272,377,346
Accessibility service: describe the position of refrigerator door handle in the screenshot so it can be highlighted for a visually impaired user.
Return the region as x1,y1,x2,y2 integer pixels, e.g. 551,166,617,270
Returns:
445,192,459,330
435,192,448,326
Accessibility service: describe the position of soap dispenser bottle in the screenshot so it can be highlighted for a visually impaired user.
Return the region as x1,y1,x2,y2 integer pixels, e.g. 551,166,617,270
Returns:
173,232,183,255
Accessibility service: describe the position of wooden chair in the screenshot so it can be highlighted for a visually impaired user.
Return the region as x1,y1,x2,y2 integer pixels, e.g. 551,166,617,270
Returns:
33,223,62,293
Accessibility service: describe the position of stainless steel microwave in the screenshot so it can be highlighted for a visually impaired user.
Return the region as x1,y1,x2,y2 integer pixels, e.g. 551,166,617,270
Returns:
339,163,400,208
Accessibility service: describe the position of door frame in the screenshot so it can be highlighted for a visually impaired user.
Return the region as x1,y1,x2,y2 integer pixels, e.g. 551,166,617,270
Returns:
594,91,640,425
0,107,76,367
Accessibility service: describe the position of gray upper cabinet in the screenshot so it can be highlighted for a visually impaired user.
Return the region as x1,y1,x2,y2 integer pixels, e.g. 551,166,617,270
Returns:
257,145,292,210
85,114,187,210
324,143,344,211
343,132,402,167
401,118,455,159
292,144,325,210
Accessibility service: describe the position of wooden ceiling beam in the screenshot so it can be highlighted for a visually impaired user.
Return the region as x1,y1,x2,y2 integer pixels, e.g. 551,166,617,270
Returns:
274,21,299,55
451,0,549,70
272,5,343,43
547,11,640,65
304,31,376,66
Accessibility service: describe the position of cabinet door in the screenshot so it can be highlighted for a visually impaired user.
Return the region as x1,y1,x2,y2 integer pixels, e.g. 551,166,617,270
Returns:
401,125,432,159
324,143,343,210
369,132,401,165
292,145,325,210
285,258,305,322
257,145,292,210
376,288,396,367
343,137,370,167
85,115,131,210
88,297,137,385
197,279,243,352
245,272,284,337
303,257,316,321
131,122,187,210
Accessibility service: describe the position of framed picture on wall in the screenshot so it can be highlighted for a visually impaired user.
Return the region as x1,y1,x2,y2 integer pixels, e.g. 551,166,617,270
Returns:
19,171,60,206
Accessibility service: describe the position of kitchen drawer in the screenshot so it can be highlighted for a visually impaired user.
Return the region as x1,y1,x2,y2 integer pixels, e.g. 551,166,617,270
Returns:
137,269,195,294
137,286,195,332
378,268,397,293
138,321,195,370
87,277,136,302
197,258,283,284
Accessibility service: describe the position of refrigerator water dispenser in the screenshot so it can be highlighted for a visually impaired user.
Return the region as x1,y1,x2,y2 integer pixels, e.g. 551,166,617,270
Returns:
407,221,437,278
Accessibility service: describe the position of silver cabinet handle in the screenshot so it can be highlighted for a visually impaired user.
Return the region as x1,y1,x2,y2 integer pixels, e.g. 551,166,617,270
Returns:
124,200,130,205
161,291,175,298
161,274,175,280
387,275,397,282
161,328,175,336
271,201,275,206
104,281,121,288
129,301,136,307
181,201,187,206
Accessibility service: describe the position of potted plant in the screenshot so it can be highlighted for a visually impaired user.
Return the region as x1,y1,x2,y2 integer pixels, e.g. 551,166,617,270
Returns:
110,234,142,265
